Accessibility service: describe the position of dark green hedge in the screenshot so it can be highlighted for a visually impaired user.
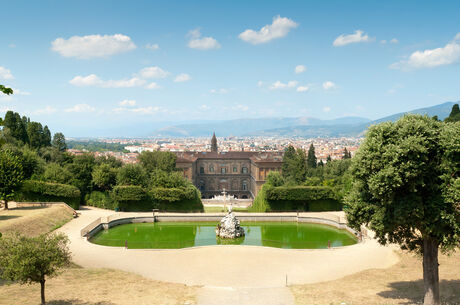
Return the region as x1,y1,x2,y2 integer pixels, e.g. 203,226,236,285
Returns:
85,191,118,210
265,186,337,201
251,185,342,212
110,185,203,212
16,180,81,209
111,185,146,202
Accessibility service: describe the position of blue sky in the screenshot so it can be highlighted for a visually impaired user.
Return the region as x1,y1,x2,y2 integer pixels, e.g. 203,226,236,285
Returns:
1,0,459,136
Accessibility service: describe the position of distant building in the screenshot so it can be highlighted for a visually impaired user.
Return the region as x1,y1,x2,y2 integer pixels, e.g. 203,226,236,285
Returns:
176,134,283,199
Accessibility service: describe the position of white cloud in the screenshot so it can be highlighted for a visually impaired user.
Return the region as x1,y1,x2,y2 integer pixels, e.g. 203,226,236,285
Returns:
269,80,298,90
390,38,399,44
146,43,160,50
69,74,146,88
380,40,387,44
139,66,169,79
0,66,14,80
113,106,164,115
239,15,298,45
145,82,161,90
257,81,264,87
210,88,229,94
200,104,210,110
390,33,460,70
8,44,16,48
51,34,136,59
119,99,136,106
65,103,96,113
34,106,57,115
323,106,331,112
295,65,306,74
174,73,191,82
234,104,249,111
333,30,372,47
296,85,309,92
187,29,221,50
11,88,31,95
322,81,336,90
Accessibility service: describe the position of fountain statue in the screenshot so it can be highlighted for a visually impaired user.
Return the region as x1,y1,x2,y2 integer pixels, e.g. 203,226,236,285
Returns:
215,189,245,239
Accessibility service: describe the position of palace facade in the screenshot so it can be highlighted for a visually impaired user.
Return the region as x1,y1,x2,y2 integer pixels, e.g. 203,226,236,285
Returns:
175,133,283,199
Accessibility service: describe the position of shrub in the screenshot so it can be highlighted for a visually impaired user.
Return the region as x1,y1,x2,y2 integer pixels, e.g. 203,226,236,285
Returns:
85,191,117,210
250,185,342,212
16,180,81,209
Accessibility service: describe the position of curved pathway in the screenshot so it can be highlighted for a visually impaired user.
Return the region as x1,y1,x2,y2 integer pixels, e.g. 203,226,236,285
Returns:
58,207,399,304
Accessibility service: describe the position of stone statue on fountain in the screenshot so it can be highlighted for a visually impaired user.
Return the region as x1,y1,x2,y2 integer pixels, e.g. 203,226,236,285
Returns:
215,188,245,239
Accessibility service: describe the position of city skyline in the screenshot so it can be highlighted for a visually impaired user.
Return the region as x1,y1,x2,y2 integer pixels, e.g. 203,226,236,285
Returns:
1,0,460,136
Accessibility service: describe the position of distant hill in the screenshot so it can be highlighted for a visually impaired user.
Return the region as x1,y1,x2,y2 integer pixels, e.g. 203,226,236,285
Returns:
153,116,371,137
248,102,457,138
151,102,457,138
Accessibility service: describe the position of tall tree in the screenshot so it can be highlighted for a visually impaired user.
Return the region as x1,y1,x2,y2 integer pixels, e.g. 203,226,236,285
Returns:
0,150,24,209
342,147,351,159
345,115,460,305
3,111,28,144
444,103,460,122
0,233,71,305
306,143,317,168
52,132,67,152
282,145,306,184
42,126,52,147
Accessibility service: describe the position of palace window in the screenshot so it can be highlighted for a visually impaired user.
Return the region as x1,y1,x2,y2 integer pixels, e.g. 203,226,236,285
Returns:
242,180,248,190
233,166,238,173
209,166,214,172
200,167,204,174
242,167,248,174
221,167,227,174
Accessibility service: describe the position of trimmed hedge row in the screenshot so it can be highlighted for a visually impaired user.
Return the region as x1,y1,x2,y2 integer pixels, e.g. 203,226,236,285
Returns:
16,180,81,209
106,185,203,212
251,185,342,212
265,186,337,201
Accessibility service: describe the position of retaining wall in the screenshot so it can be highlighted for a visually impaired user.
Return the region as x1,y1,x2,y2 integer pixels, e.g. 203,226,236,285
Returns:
81,211,355,238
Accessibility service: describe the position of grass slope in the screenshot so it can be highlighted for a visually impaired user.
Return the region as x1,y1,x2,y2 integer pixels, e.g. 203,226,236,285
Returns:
0,205,74,237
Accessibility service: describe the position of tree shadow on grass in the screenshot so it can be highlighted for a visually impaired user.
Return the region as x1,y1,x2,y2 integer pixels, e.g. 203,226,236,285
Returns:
0,215,20,221
47,300,116,305
377,279,460,304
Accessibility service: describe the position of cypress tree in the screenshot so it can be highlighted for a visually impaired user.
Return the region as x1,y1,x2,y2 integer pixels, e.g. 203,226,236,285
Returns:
306,143,317,168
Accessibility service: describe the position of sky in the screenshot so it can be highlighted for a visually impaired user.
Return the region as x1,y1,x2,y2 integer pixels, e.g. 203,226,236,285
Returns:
1,0,459,137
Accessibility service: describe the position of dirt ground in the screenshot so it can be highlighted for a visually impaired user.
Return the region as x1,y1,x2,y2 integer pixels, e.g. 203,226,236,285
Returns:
0,204,74,236
290,250,460,305
0,267,197,305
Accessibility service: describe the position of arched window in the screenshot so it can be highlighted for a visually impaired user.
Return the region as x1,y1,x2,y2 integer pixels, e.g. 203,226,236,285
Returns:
209,165,214,172
242,167,248,174
242,180,248,191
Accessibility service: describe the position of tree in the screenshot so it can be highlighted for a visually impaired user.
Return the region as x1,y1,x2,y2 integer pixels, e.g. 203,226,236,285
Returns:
444,103,460,122
116,164,148,187
326,155,332,163
66,154,95,196
342,147,351,159
265,171,284,187
0,84,13,95
52,132,67,152
138,151,177,173
0,233,71,305
92,163,117,191
345,115,460,305
3,111,28,144
306,143,317,168
0,150,24,209
42,163,72,184
281,145,306,184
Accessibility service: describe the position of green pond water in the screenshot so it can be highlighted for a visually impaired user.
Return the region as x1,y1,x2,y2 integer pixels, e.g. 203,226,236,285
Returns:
90,222,358,249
